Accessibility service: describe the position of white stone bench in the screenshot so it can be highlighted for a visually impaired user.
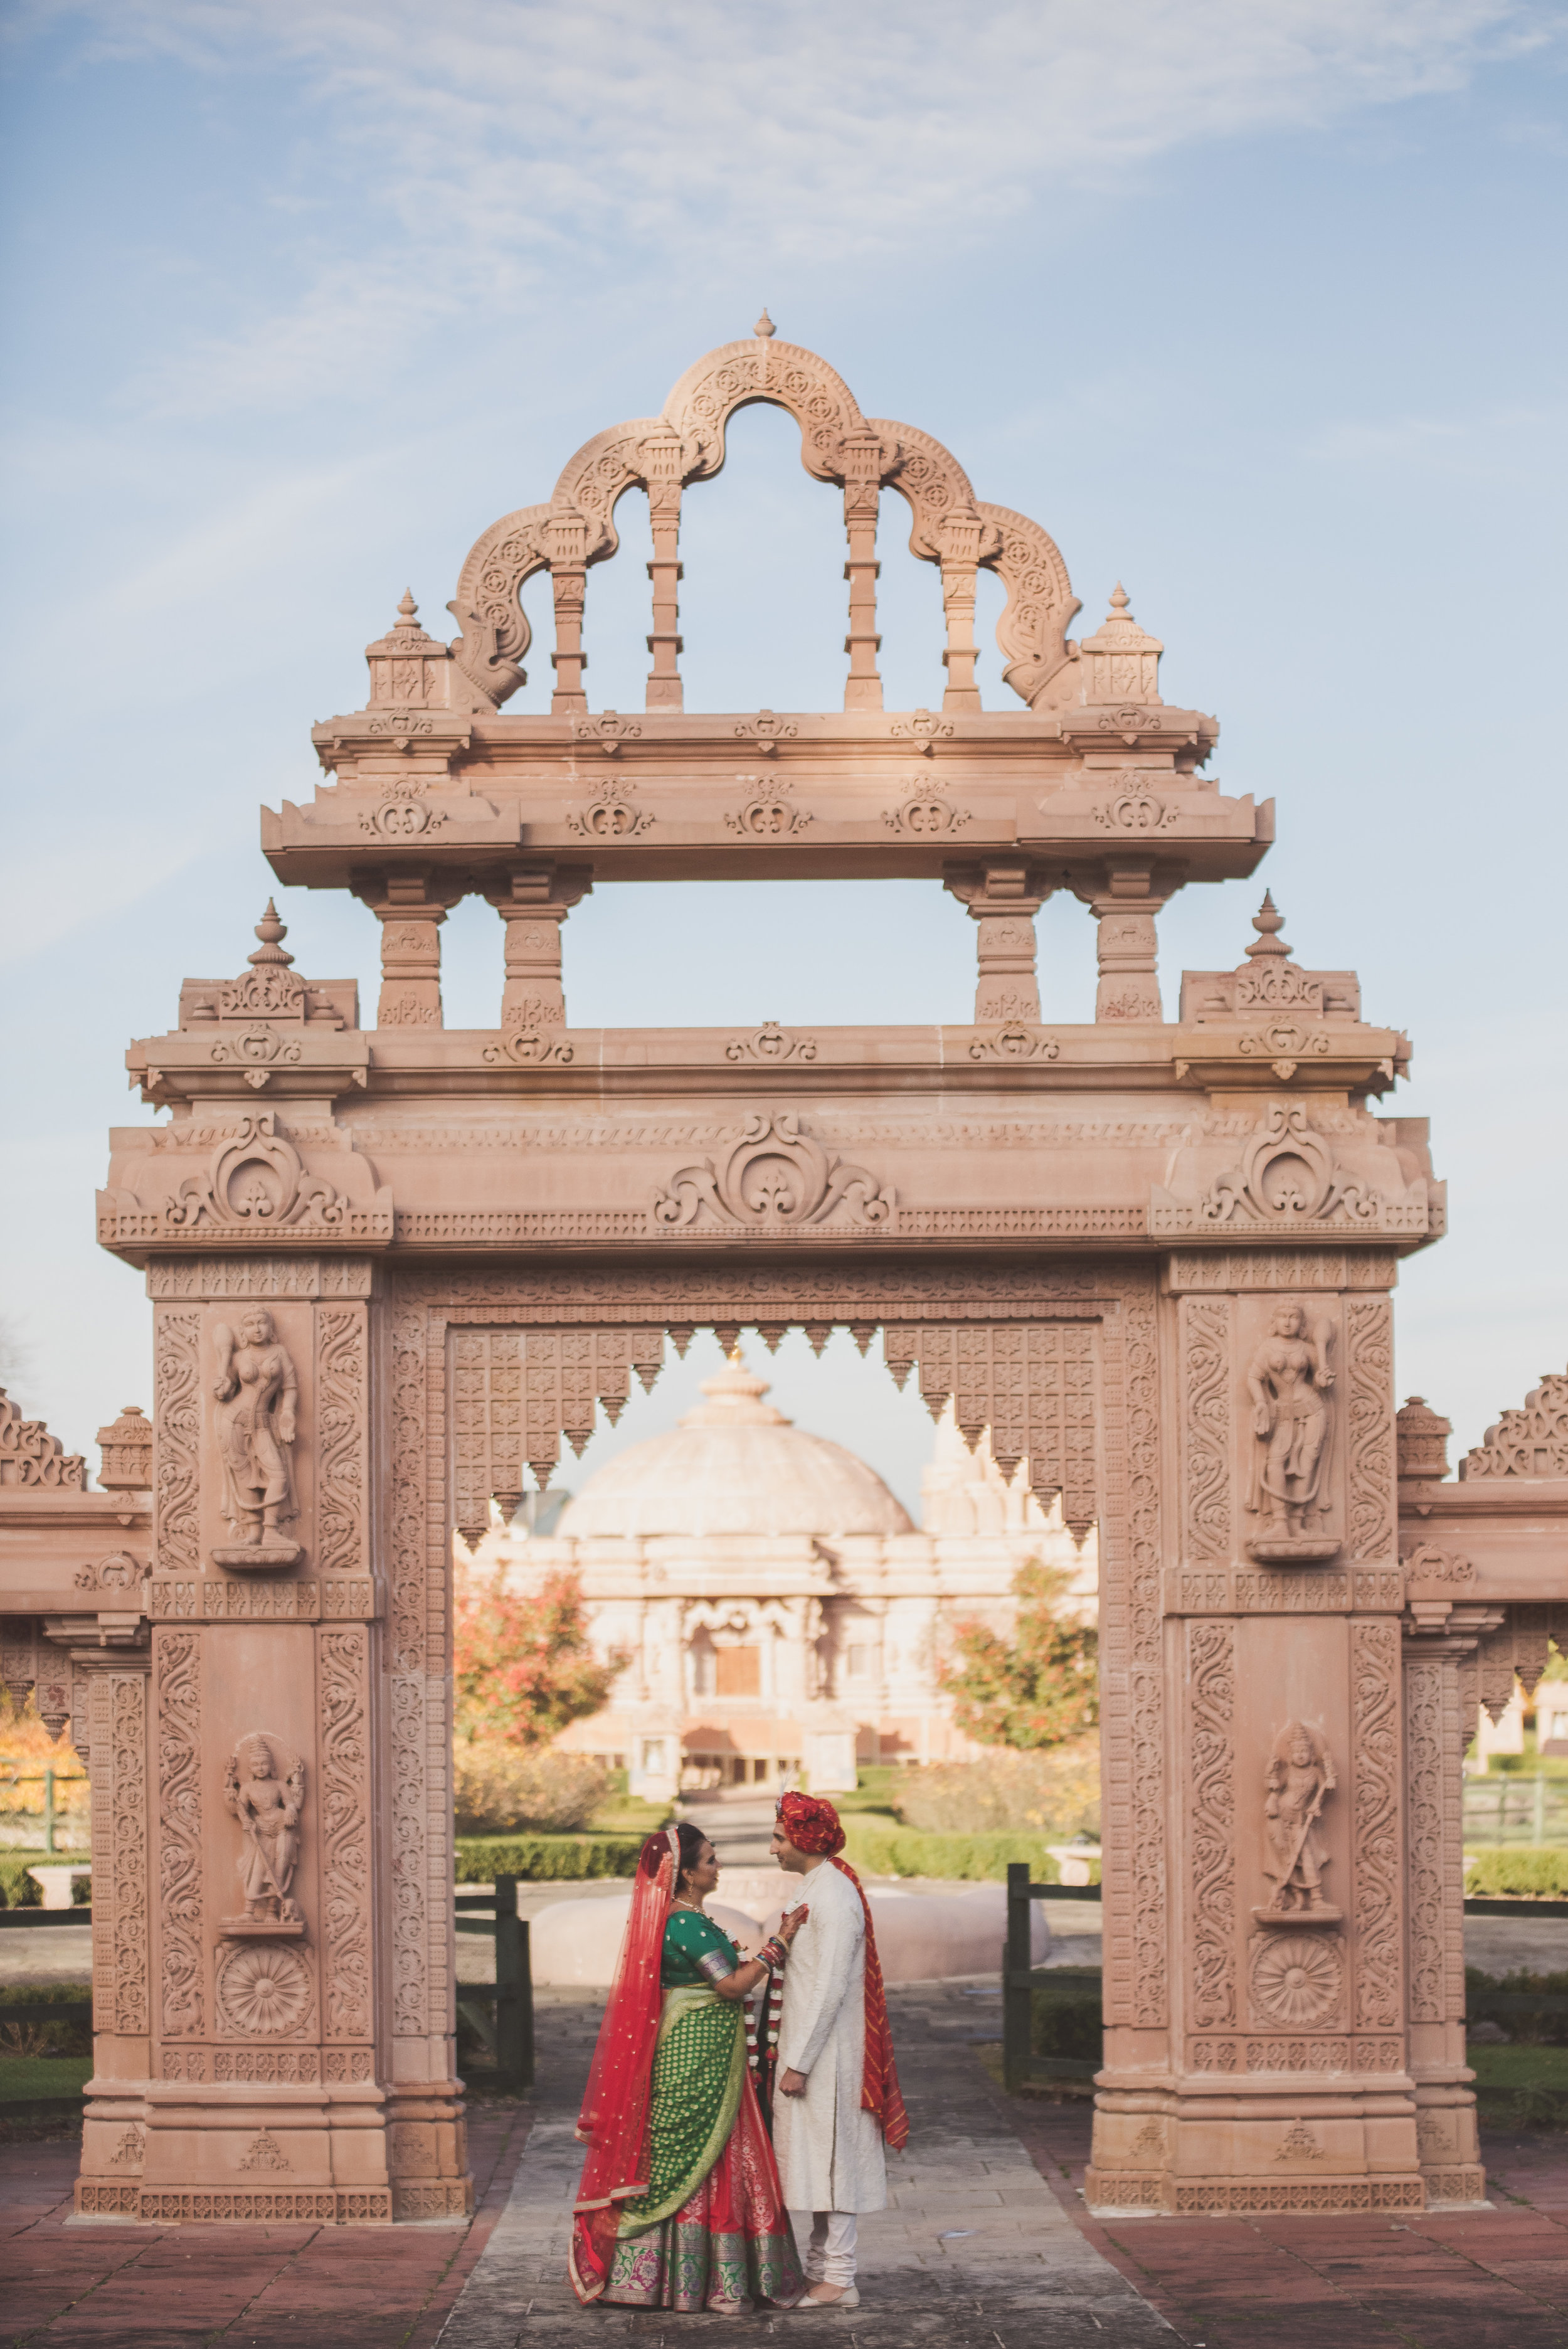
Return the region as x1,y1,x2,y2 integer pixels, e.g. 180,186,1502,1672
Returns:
28,1864,92,1910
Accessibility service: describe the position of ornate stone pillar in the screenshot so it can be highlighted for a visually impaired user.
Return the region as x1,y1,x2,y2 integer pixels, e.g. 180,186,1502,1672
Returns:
1401,1608,1493,2206
75,1259,464,2224
1087,1251,1437,2217
483,865,593,1034
640,427,686,712
943,862,1052,1023
838,428,887,713
546,507,590,714
936,501,1000,713
1079,861,1170,1023
356,876,458,1029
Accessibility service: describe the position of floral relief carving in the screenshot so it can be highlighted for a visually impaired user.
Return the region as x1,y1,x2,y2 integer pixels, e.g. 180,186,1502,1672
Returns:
156,1629,204,2037
388,1304,432,2037
566,779,652,835
1462,1367,1568,1479
1402,1543,1474,1587
0,1391,87,1488
1090,783,1178,832
1189,1621,1237,2030
1345,1300,1396,1563
1200,1104,1382,1227
320,1627,372,2042
315,1307,366,1577
724,774,812,837
111,1675,150,2035
164,1114,348,1233
238,2130,292,2171
966,1026,1059,1062
724,1020,818,1064
216,1941,315,2038
882,785,970,835
1403,1653,1446,2024
1249,1931,1345,2029
154,1310,201,1575
652,1112,893,1233
1180,1298,1232,1561
1352,1621,1401,2032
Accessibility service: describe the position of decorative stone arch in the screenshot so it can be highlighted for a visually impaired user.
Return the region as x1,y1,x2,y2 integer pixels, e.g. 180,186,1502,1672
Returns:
63,323,1509,2233
448,322,1079,716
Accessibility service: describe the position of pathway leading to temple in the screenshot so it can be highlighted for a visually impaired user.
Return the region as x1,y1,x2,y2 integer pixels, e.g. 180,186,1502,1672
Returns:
435,1981,1173,2347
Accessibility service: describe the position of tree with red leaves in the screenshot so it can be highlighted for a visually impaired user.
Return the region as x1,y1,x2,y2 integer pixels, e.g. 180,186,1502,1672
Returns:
453,1566,617,1748
940,1560,1098,1750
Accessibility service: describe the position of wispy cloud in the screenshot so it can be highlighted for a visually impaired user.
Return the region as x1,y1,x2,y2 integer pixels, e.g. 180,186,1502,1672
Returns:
19,0,1559,418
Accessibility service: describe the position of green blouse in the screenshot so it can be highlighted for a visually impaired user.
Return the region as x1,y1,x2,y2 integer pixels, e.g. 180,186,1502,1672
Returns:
661,1908,741,1988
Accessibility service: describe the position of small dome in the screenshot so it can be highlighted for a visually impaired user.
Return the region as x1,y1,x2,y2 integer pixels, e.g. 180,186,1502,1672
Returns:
558,1353,913,1539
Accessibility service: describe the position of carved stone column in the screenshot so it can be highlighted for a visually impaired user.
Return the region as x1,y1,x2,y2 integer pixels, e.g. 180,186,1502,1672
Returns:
839,428,887,713
483,864,593,1033
67,1645,153,2208
640,427,686,712
944,861,1052,1023
1401,1611,1491,2207
356,876,459,1029
1078,860,1172,1022
546,507,590,714
936,501,1000,713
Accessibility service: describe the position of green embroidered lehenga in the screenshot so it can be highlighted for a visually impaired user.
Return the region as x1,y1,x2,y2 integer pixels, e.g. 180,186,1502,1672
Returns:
571,1906,804,2311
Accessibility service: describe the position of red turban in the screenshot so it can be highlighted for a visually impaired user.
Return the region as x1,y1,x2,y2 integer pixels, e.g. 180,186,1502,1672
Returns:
776,1791,845,1856
775,1793,908,2148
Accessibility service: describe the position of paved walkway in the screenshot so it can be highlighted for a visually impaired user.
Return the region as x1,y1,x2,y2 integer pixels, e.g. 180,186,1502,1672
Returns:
436,1981,1173,2347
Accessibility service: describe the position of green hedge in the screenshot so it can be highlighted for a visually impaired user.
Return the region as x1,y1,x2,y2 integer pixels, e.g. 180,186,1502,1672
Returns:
840,1824,1098,1884
1030,1966,1103,2063
454,1832,644,1883
1464,1847,1568,1898
0,1854,91,1909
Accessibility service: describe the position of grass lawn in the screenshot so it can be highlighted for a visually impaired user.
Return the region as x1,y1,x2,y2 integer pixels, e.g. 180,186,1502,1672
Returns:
0,2054,91,2101
1468,2042,1568,2094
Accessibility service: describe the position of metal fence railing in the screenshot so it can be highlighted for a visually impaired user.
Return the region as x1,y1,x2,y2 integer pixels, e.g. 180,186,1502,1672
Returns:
1001,1861,1568,2095
0,1872,536,2121
1462,1774,1568,1846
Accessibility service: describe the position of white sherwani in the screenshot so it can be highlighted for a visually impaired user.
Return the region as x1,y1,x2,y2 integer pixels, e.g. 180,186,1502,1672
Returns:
772,1861,887,2214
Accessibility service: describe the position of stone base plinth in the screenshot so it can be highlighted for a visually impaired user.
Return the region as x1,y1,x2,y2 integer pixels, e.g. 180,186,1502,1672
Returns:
1085,2165,1431,2215
77,2180,397,2223
211,1544,303,1571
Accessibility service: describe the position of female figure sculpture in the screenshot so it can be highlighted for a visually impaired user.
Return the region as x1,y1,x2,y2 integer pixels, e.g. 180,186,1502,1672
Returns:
225,1734,304,1929
1245,1302,1333,1540
213,1309,298,1548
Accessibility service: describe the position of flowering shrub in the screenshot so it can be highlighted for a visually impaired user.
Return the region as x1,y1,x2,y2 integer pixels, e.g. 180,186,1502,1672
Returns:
453,1742,609,1835
453,1565,616,1748
892,1737,1101,1840
939,1560,1098,1751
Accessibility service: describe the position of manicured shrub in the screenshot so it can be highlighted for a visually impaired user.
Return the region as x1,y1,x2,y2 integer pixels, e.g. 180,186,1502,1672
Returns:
453,1832,644,1883
1463,1846,1568,1899
840,1823,1096,1883
453,1744,609,1835
893,1739,1100,1840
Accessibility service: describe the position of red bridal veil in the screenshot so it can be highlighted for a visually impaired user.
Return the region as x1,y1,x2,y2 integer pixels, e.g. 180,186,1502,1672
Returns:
571,1829,675,2299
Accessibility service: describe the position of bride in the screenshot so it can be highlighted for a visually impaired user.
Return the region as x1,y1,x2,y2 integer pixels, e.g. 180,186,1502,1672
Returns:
569,1823,808,2315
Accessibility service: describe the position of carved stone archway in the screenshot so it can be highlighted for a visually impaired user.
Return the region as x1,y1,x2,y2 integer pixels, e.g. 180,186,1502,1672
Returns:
48,324,1518,2223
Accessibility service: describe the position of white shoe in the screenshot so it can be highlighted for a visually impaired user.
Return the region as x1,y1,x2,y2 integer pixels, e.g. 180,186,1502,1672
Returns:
794,2283,859,2308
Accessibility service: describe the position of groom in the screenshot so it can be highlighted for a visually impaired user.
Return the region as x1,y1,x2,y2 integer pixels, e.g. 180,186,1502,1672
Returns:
769,1791,909,2311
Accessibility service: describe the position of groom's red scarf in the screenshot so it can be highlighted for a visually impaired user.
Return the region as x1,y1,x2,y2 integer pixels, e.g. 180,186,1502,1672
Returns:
776,1792,909,2151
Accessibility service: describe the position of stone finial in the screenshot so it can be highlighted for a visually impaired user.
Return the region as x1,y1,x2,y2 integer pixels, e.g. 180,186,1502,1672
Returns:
95,1404,152,1491
1396,1395,1451,1482
1078,583,1164,706
248,901,295,970
1245,892,1292,963
755,309,776,339
396,588,418,623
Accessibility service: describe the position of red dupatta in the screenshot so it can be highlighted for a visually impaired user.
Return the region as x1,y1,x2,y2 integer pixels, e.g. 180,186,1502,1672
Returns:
569,1829,675,2303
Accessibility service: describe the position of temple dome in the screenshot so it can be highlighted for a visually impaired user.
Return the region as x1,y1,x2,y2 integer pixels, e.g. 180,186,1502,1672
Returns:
556,1353,914,1540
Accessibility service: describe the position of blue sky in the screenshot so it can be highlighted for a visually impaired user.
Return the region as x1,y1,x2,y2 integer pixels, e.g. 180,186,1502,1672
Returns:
2,1,1565,1507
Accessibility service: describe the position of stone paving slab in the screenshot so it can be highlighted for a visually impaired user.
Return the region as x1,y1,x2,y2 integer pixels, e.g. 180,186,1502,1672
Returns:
1015,2099,1568,2349
435,1984,1173,2349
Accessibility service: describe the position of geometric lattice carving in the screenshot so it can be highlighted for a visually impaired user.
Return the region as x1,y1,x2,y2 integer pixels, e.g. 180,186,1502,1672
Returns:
1461,1366,1568,1480
882,1322,1097,1529
450,1325,667,1541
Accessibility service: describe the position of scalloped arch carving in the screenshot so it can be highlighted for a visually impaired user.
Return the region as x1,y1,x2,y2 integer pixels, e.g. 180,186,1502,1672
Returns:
444,330,1079,716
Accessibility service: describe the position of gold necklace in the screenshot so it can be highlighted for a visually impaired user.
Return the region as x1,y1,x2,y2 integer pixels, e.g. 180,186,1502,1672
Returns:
671,1894,704,1912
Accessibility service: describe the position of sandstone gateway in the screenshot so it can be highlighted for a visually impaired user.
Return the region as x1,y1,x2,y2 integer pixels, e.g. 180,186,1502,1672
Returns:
6,326,1563,2222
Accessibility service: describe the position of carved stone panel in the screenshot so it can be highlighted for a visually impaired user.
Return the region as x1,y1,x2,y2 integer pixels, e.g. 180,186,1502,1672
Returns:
1343,1298,1396,1564
1351,1620,1402,2033
882,1321,1096,1528
1187,1621,1237,2029
1180,1297,1232,1562
154,1628,204,2039
319,1626,373,2042
154,1311,202,1576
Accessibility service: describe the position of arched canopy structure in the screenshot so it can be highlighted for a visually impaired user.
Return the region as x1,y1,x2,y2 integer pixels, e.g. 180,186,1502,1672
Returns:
445,319,1079,716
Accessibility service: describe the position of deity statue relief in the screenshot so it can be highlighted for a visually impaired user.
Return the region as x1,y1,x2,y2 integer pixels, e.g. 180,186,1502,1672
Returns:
221,1733,305,1938
212,1310,300,1563
1244,1302,1337,1561
1257,1720,1340,1924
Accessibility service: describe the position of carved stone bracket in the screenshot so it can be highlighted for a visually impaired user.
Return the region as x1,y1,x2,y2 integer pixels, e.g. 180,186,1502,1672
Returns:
164,1116,352,1236
724,1021,818,1064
